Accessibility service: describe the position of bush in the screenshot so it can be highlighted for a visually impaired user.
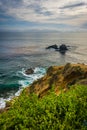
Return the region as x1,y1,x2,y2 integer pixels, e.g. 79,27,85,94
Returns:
0,85,87,130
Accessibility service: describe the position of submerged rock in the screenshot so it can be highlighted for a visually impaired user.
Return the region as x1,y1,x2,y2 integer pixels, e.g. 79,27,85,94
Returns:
25,68,34,75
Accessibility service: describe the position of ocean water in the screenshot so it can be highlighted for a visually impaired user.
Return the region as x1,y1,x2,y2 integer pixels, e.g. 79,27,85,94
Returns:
0,31,87,108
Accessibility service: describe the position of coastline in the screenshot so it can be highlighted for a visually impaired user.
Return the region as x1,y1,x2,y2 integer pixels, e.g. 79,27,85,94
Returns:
0,67,46,110
1,63,87,112
0,63,87,129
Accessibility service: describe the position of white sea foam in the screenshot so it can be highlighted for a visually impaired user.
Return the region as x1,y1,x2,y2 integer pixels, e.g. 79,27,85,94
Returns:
0,98,6,109
0,67,46,109
0,96,13,109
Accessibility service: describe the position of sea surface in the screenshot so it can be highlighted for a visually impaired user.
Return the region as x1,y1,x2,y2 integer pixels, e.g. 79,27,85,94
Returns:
0,31,87,108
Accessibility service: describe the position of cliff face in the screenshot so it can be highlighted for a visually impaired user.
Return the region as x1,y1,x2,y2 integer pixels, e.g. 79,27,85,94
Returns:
26,63,87,97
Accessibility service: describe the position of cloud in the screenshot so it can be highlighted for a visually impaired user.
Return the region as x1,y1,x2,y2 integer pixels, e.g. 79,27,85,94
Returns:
60,2,86,9
0,0,87,30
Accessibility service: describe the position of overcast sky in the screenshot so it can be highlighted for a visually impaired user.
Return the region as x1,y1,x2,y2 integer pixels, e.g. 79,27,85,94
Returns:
0,0,87,31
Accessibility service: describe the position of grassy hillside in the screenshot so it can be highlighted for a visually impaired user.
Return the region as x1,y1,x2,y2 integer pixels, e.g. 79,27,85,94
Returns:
0,84,87,130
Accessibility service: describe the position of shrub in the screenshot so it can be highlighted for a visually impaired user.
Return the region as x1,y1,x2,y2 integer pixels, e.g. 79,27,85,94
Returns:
0,85,87,130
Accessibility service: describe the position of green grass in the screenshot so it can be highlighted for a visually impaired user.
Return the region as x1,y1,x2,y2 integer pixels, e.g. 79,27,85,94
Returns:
0,85,87,130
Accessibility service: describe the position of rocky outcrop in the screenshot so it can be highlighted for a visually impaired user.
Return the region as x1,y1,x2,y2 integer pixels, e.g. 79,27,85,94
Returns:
59,44,68,51
46,44,69,54
46,44,58,49
25,68,34,75
1,63,87,112
26,63,87,97
58,44,68,54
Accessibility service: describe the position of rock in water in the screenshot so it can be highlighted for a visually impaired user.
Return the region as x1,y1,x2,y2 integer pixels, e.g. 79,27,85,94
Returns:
46,44,58,49
46,44,69,54
59,44,68,51
59,44,68,54
25,68,34,75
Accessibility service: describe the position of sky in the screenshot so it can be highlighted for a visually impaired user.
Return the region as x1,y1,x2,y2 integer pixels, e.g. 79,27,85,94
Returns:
0,0,87,31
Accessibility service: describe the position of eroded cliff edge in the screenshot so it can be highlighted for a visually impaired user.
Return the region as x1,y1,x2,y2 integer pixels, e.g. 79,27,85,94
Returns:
1,63,87,113
26,63,87,97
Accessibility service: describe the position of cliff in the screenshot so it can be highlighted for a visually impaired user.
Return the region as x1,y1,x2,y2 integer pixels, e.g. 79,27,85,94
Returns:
0,63,87,130
26,63,87,97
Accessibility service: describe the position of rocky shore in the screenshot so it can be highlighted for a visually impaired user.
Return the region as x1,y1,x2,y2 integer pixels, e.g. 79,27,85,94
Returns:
26,63,87,97
0,63,87,112
0,63,87,130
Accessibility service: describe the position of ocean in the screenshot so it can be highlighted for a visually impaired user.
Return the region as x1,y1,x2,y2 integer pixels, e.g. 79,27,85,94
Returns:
0,31,87,108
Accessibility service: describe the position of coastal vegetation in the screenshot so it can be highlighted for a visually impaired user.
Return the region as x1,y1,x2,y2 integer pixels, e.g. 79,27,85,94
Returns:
0,84,87,130
0,63,87,130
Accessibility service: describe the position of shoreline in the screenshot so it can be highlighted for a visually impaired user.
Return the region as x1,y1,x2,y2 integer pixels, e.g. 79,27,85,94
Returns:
0,67,46,110
1,63,87,113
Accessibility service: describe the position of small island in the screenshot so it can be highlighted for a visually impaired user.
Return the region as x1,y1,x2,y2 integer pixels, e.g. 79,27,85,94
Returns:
46,44,69,54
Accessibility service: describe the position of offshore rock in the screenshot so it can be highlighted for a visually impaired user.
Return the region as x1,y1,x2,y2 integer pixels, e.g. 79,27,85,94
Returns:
59,44,68,51
46,44,69,54
46,44,58,49
25,68,34,75
58,44,68,54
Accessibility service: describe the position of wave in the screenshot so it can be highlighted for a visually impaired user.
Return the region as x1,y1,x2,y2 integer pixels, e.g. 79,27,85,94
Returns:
0,67,46,109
